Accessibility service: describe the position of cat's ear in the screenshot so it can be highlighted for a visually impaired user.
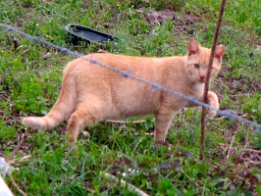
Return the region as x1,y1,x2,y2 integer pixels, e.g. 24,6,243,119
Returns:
215,44,225,60
188,39,200,56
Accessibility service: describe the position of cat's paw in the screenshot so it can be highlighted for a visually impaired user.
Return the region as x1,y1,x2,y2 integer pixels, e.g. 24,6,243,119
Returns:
155,141,172,150
207,91,219,118
208,107,218,118
81,131,90,138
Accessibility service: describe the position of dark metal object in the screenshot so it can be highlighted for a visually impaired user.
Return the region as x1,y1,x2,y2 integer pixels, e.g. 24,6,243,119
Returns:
65,24,118,43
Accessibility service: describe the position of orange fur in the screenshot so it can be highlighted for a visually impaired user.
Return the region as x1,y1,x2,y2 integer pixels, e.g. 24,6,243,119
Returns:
22,39,225,143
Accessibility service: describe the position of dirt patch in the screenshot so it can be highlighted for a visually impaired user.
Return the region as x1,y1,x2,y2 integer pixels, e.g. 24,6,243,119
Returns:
216,65,260,100
174,13,201,34
210,144,260,192
139,9,201,35
145,9,176,25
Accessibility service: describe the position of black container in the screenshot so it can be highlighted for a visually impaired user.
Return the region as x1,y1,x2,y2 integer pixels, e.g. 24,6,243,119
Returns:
65,24,118,43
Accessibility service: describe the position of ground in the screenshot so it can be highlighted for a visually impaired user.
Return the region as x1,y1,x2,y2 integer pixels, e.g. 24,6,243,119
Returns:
0,0,260,195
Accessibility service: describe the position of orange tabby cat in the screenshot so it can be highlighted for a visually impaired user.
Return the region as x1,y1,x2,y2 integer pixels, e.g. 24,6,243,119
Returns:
22,39,225,143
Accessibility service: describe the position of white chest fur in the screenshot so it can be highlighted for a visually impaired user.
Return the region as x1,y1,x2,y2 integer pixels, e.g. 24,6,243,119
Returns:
194,83,205,97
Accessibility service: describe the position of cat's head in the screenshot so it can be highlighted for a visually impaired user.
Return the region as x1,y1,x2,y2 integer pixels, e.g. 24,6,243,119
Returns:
185,39,225,84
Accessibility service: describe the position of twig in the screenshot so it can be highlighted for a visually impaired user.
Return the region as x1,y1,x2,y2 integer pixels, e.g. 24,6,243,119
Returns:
200,0,227,160
244,158,261,166
85,187,96,193
241,149,261,154
105,119,146,124
104,172,149,196
226,135,235,160
21,48,30,55
8,174,27,196
41,0,50,4
8,155,31,165
6,133,27,161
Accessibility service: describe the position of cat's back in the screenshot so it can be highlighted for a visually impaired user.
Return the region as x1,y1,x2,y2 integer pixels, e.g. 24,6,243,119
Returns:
63,53,187,87
88,53,161,67
63,53,169,80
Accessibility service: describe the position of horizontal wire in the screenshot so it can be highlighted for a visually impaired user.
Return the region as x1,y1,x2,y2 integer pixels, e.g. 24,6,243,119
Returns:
0,23,260,132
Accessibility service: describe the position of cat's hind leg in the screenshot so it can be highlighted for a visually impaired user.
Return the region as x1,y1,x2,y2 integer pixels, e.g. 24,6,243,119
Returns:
67,99,103,142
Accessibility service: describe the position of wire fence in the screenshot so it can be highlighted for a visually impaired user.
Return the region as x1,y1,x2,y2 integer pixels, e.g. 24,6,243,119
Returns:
0,23,260,132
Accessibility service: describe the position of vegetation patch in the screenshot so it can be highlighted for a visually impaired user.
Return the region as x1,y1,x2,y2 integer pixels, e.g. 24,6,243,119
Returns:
0,0,260,195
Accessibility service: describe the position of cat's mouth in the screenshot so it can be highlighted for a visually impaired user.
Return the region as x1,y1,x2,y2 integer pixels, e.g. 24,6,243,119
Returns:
199,76,206,83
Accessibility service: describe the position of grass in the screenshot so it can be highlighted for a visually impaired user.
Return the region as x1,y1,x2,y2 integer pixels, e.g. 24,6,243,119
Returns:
0,0,260,195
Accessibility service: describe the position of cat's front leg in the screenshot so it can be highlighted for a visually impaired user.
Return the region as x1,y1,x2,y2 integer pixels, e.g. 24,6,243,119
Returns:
154,106,175,143
187,91,219,118
207,91,219,118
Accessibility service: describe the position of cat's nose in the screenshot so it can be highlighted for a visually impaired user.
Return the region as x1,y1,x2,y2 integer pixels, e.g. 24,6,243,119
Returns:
200,76,205,82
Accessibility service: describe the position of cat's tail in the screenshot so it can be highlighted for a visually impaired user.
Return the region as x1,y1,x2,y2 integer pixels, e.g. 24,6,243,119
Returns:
22,69,76,130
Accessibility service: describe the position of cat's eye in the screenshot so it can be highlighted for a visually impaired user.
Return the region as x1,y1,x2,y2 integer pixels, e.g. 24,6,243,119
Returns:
194,64,200,69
